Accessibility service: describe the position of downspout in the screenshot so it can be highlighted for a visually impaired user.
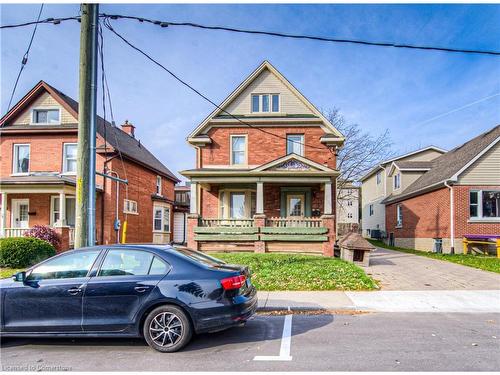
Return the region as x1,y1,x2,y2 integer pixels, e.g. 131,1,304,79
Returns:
444,180,455,254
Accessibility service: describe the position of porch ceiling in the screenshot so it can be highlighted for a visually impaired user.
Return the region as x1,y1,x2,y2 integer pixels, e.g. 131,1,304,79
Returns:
0,175,102,193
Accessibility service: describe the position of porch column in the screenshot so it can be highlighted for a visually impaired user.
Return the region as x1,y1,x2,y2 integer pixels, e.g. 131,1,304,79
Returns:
1,192,7,236
58,192,66,226
190,182,198,214
256,181,264,214
324,181,332,215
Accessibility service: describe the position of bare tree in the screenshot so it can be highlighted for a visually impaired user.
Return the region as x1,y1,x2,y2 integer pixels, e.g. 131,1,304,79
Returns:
324,108,394,202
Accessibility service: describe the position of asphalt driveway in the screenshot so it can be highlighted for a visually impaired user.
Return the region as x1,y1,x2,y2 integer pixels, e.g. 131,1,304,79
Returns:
367,247,500,290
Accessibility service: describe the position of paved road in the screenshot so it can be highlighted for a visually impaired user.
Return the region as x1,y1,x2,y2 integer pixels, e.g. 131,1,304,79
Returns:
367,247,500,290
2,312,499,371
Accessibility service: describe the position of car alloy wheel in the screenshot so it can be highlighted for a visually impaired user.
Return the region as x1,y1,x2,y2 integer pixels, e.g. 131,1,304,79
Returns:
149,312,183,348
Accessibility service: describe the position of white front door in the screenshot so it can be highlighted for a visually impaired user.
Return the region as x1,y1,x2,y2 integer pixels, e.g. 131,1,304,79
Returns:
12,199,29,228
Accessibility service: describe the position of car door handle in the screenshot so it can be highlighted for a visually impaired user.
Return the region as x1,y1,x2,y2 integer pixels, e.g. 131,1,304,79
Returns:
134,286,150,293
67,287,82,295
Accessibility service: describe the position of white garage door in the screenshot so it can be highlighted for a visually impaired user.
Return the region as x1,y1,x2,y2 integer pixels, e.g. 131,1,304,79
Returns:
173,212,187,244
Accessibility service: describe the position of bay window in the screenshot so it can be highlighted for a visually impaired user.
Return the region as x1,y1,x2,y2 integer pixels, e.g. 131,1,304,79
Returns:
153,205,170,232
470,190,500,219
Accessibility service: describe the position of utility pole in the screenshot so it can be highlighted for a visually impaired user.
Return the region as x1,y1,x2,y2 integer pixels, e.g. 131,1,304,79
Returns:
75,3,99,248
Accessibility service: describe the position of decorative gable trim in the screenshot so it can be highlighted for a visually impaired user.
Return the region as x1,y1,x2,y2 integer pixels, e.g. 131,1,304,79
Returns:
253,153,332,172
187,60,344,141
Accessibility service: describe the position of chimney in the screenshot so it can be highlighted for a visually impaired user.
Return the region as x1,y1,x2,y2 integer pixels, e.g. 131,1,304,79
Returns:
121,120,135,137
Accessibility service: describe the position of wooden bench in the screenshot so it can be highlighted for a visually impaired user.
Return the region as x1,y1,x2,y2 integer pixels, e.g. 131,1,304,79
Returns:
462,235,500,258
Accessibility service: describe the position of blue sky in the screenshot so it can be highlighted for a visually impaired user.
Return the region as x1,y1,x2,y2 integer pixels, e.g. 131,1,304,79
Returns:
2,3,499,180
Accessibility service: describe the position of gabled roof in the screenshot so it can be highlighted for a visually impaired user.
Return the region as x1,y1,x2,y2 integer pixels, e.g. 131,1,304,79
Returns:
383,124,500,204
1,81,179,183
387,160,433,176
359,145,447,182
187,60,344,141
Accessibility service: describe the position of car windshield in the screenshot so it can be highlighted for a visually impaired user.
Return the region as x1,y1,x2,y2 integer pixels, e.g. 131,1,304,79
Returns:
173,248,226,267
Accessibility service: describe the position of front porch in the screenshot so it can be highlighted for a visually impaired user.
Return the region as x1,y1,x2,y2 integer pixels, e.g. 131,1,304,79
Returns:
0,176,81,251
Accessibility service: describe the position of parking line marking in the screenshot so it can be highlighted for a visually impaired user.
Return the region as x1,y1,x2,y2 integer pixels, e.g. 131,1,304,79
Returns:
253,313,293,361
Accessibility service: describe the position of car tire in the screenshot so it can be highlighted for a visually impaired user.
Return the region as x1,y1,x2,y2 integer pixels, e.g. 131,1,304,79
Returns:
143,305,193,353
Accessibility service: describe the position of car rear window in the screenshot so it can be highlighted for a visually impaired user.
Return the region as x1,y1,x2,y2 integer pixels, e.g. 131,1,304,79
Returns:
173,248,226,267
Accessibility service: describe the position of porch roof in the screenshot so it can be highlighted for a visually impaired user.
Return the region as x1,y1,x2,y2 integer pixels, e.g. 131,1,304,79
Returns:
0,175,103,193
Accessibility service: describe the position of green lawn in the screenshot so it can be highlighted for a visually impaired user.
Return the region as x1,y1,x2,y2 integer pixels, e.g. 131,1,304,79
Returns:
0,267,23,279
210,252,378,291
369,239,500,274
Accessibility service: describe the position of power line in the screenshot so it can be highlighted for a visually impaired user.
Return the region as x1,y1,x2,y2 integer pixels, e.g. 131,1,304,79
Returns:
102,17,325,151
0,15,80,29
7,4,44,111
101,13,500,56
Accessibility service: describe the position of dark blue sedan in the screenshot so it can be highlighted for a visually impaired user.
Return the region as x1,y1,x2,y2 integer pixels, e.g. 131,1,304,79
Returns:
0,245,257,352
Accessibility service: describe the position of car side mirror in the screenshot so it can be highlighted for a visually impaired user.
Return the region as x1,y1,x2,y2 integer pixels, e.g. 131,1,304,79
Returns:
13,271,26,283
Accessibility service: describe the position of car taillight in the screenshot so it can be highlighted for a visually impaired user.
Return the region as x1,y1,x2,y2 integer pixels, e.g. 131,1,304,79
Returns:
220,275,246,290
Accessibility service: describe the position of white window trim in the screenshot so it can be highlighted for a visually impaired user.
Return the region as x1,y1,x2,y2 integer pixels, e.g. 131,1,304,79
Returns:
250,93,281,114
230,134,248,166
376,171,382,185
30,107,61,125
12,143,30,176
396,204,403,228
469,189,500,222
394,173,401,190
156,176,162,196
218,189,256,219
153,204,171,233
50,195,76,226
286,134,305,156
62,143,77,175
123,199,139,215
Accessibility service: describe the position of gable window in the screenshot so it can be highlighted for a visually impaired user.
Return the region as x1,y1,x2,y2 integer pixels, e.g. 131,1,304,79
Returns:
251,94,280,113
376,171,382,185
156,176,162,195
369,204,374,216
230,135,247,165
396,204,403,227
286,134,304,156
32,108,60,125
470,190,500,219
394,173,401,190
62,143,77,174
13,144,30,174
124,199,138,214
153,205,170,232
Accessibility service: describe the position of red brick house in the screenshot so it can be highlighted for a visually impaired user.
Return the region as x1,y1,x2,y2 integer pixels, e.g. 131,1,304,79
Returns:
383,125,500,253
0,81,179,250
180,61,345,255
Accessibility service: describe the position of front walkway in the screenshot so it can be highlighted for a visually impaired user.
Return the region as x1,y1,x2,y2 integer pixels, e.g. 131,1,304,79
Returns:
367,246,500,290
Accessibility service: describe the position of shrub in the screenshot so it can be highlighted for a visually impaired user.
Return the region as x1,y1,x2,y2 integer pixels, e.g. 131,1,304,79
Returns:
0,237,56,268
24,225,61,249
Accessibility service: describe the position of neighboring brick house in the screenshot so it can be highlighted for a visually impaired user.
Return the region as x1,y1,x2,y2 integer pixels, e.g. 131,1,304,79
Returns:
359,146,446,238
0,81,179,250
383,125,500,253
180,61,345,255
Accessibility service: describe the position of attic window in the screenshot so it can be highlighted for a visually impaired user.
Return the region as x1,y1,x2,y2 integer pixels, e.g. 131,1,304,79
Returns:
32,108,60,125
251,94,279,113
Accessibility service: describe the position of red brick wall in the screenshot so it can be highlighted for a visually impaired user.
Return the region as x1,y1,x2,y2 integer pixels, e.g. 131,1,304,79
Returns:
454,185,500,236
201,126,336,168
386,187,451,238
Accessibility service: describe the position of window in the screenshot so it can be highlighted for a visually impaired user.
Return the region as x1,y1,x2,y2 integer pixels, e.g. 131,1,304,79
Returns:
149,256,170,275
394,173,401,190
369,204,374,216
153,205,170,232
99,249,153,277
156,176,162,195
231,135,247,165
470,190,500,219
50,196,76,226
396,205,403,227
251,94,280,113
27,251,100,281
124,199,138,214
376,171,382,185
32,108,60,125
63,143,77,173
230,192,246,219
13,144,30,174
286,134,304,156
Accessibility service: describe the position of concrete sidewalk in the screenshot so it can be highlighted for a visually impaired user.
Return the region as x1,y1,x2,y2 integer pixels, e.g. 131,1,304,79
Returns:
257,290,500,313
